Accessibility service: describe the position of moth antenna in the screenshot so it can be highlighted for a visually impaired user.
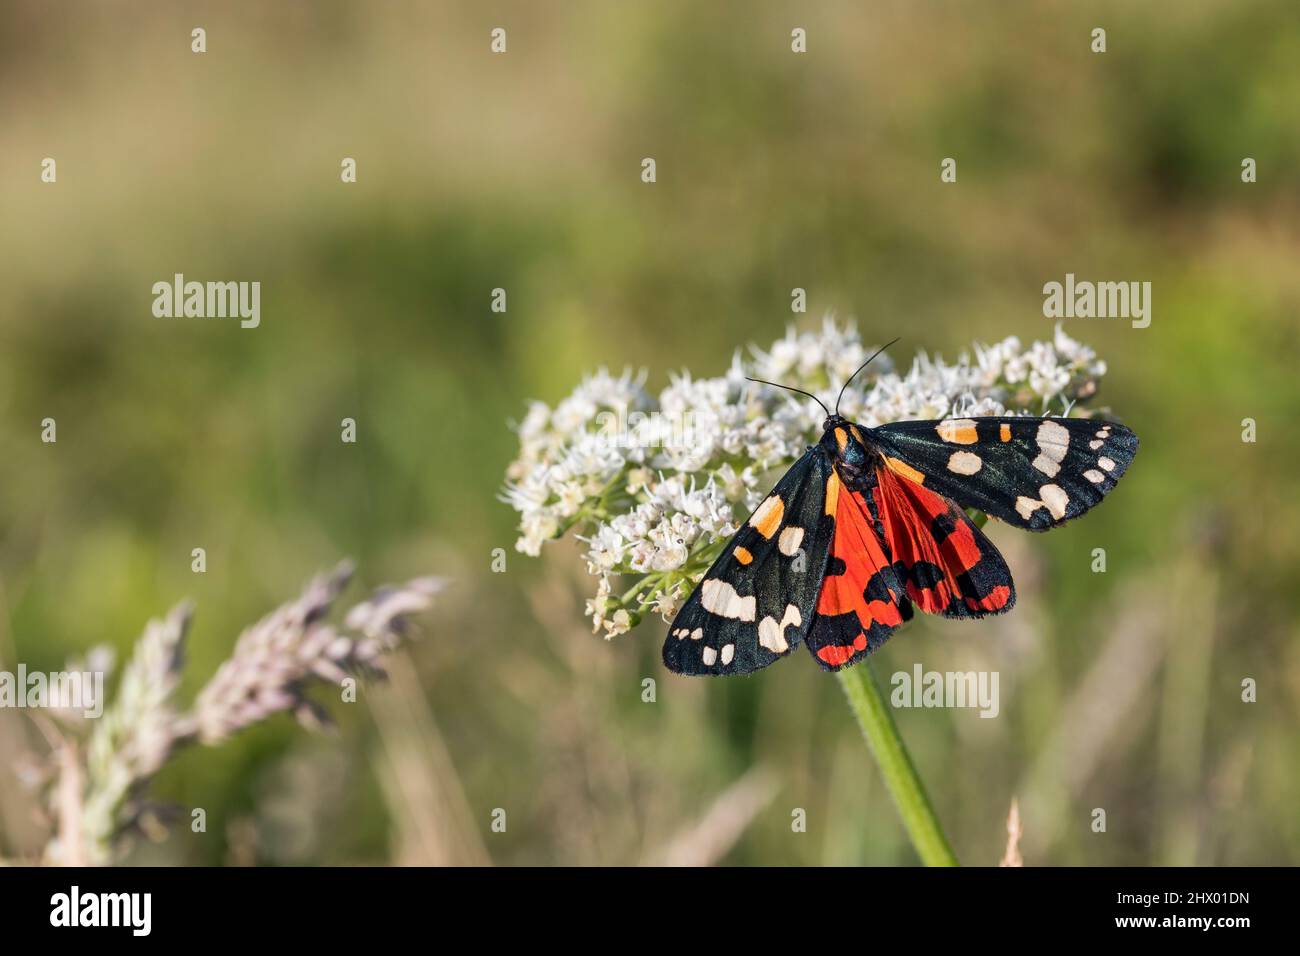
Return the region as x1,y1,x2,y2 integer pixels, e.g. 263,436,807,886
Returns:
745,377,831,419
835,337,900,415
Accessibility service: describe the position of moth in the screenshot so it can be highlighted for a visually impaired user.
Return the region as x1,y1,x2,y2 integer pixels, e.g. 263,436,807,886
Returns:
664,340,1139,675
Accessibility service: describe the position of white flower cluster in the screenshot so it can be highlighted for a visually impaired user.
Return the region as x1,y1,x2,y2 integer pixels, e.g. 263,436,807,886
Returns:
503,318,1108,637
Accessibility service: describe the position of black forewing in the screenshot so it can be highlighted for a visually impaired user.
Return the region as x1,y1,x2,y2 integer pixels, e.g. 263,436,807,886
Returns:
663,446,835,675
869,416,1138,531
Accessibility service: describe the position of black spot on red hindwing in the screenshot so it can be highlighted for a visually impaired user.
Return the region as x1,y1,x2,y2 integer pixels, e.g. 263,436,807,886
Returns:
863,566,901,605
895,559,945,594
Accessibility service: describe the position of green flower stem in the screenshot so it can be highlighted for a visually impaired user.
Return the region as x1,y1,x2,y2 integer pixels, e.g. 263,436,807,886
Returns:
836,661,959,866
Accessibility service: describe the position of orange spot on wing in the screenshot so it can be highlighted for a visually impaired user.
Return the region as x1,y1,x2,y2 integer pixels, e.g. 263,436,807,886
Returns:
749,495,784,539
999,423,1011,442
883,455,926,486
824,471,841,516
937,419,979,444
734,546,753,565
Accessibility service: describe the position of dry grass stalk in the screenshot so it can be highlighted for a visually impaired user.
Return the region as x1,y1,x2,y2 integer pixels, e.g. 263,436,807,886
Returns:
647,767,779,867
999,797,1023,867
31,562,443,865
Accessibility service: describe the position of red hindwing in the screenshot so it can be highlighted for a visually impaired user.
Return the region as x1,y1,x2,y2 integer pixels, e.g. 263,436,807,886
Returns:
872,463,1014,616
806,474,909,669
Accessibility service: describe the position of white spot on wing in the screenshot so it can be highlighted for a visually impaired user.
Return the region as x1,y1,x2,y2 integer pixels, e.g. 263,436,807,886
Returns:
700,579,756,621
757,603,802,654
1098,456,1116,472
758,617,785,653
1032,454,1061,477
720,643,735,666
1015,496,1043,520
778,525,804,556
702,646,718,666
1036,420,1070,463
1084,469,1105,483
1039,483,1069,519
947,451,983,475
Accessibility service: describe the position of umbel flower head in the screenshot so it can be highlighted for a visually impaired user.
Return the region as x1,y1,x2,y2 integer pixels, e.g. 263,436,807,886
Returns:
503,319,1108,638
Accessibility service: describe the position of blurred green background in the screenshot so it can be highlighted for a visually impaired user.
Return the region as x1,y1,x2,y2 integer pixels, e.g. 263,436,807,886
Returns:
2,1,1298,865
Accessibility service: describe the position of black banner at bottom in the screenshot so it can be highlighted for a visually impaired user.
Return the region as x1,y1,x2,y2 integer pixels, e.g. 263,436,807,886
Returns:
0,865,1280,941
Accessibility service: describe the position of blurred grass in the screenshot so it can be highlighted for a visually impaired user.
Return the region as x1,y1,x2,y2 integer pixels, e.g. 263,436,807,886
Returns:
1,0,1298,864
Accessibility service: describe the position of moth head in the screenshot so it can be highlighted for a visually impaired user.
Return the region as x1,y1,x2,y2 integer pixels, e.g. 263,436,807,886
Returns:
820,417,870,466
